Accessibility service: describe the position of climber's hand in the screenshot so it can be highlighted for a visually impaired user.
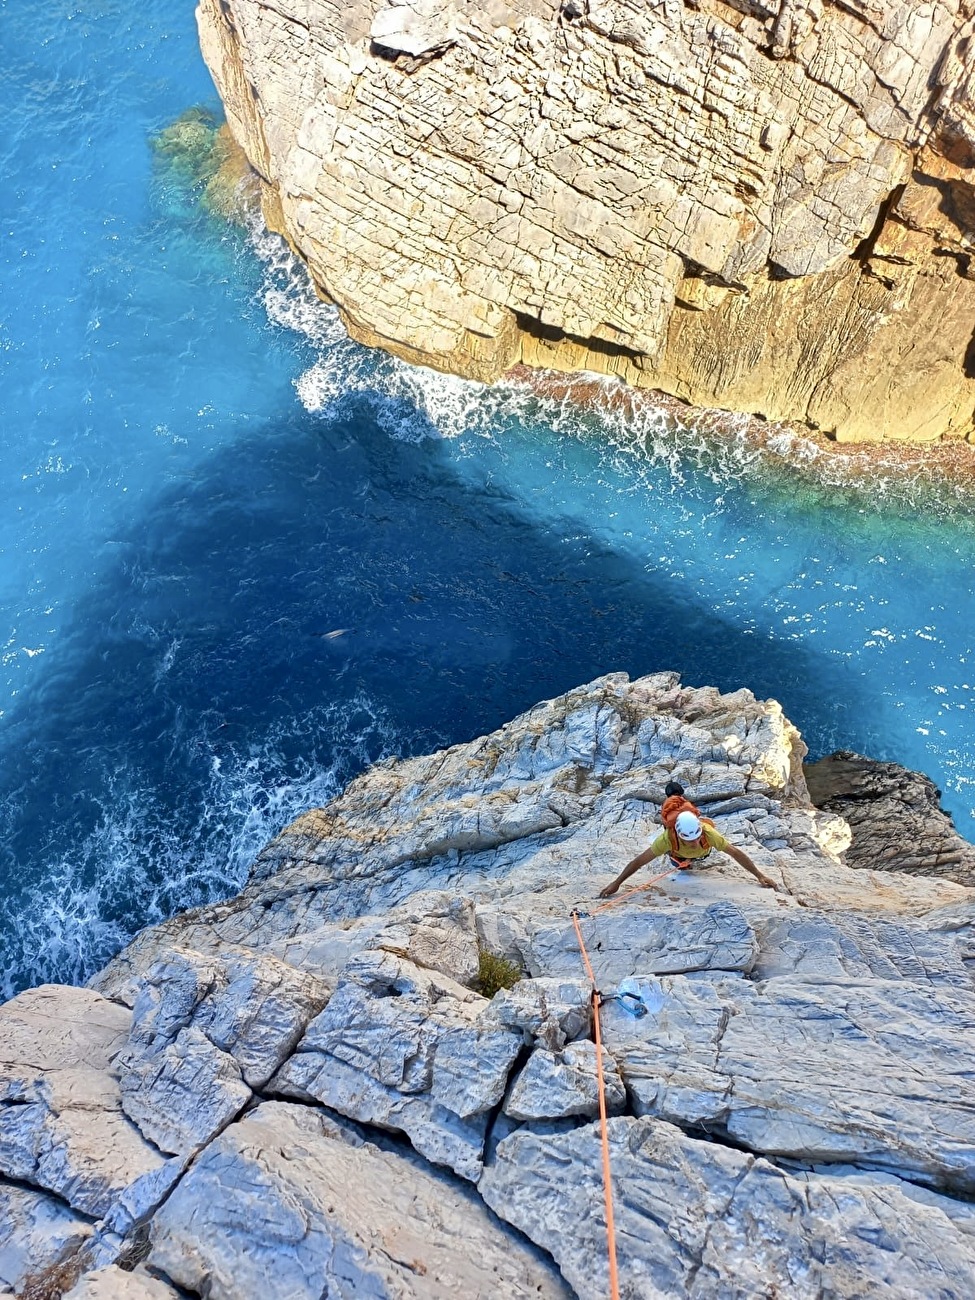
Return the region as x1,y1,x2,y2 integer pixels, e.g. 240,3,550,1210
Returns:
598,881,620,899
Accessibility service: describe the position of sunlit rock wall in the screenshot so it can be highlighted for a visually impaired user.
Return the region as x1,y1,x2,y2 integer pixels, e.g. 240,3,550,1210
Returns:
197,0,975,441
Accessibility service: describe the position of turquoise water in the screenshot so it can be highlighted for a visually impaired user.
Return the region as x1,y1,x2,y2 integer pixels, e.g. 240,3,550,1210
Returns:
2,0,974,997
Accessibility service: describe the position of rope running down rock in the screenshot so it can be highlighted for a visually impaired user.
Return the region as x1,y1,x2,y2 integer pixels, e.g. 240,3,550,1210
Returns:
570,908,622,1300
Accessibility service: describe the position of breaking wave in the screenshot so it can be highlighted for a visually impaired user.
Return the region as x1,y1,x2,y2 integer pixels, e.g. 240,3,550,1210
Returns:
0,695,398,1000
250,222,975,523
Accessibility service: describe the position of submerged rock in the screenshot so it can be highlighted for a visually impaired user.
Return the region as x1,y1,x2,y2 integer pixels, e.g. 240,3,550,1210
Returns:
150,107,255,221
2,671,974,1296
197,0,975,442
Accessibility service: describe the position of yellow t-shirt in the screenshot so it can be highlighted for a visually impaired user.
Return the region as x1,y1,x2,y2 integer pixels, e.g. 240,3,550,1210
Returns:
650,825,729,860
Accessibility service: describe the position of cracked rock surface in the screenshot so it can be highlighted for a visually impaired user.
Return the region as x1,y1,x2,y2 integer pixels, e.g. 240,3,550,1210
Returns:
479,1117,975,1300
148,1100,570,1300
63,1267,181,1299
2,671,975,1296
115,944,330,1155
0,986,178,1223
600,969,975,1191
197,0,975,441
271,950,523,1180
0,1183,93,1296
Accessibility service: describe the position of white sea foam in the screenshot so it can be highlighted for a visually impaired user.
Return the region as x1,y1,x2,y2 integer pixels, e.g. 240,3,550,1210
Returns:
0,691,400,998
248,225,762,489
247,221,975,520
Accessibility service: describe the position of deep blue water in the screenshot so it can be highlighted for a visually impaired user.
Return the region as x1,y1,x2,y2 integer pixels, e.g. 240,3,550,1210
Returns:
2,0,974,997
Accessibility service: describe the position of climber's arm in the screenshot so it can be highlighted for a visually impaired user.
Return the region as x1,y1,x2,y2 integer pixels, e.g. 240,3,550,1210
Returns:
725,843,778,891
598,845,664,899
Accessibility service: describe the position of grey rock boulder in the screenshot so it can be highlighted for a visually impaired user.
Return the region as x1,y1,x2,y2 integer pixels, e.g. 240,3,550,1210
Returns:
148,1100,571,1300
118,1026,251,1157
505,1041,625,1121
367,894,481,985
114,944,328,1155
370,0,459,59
271,951,522,1180
64,1266,181,1299
124,944,331,1088
483,977,592,1051
268,891,483,986
0,1182,93,1296
480,1117,975,1300
0,987,175,1220
100,893,478,1000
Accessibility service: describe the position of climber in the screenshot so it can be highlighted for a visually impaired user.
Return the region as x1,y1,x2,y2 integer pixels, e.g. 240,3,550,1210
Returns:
597,783,779,898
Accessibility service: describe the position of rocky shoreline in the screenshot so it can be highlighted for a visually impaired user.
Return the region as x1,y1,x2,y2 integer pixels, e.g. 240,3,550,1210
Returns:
2,672,974,1297
197,0,975,443
515,368,975,485
806,749,975,887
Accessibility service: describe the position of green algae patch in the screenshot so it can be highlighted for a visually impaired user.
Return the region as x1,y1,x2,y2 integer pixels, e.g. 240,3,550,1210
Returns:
151,107,256,221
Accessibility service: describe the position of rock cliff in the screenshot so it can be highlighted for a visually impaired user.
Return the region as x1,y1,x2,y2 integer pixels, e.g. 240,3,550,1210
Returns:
2,672,975,1297
196,0,975,442
807,748,975,886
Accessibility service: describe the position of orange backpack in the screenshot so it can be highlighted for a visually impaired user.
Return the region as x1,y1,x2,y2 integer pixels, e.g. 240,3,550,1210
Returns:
660,794,716,856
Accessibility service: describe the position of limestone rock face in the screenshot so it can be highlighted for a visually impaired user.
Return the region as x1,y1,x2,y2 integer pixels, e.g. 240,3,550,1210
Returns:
482,976,591,1050
94,889,478,996
522,899,760,985
3,671,975,1296
0,1183,93,1296
0,987,177,1222
806,748,975,886
148,1100,570,1300
114,943,329,1154
197,0,975,441
504,1041,626,1121
63,1266,181,1299
272,950,523,1179
600,968,975,1192
479,1117,975,1300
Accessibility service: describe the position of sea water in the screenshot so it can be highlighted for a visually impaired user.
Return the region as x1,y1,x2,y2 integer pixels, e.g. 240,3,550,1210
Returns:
2,0,974,997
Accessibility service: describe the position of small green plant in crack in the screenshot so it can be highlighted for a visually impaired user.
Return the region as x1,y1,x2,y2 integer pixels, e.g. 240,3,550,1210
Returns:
473,947,522,998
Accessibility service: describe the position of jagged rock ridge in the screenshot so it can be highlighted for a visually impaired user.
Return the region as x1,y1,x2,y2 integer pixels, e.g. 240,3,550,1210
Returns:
1,672,975,1296
198,0,975,442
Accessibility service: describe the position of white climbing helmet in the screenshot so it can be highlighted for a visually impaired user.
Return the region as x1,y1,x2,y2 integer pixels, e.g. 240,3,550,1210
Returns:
675,810,703,841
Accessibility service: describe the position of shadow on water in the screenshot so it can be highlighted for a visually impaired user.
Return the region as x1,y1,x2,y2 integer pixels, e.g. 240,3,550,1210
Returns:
0,393,864,993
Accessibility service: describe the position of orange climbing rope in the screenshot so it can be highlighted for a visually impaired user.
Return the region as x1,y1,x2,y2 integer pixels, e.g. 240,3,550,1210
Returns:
592,864,680,915
571,908,621,1300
